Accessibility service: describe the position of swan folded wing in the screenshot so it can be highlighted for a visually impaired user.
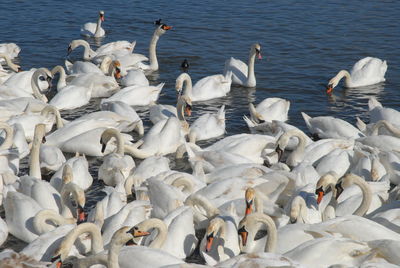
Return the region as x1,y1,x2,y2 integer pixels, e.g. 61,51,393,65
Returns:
224,57,247,84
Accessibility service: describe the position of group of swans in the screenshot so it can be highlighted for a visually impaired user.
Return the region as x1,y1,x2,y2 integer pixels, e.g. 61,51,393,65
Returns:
0,8,396,268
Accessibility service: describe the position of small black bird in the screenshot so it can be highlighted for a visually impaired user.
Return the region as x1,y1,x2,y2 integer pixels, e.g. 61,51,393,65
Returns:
181,59,189,72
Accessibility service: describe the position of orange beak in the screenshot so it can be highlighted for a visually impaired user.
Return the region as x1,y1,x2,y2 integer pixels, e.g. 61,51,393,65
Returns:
162,25,172,30
56,261,62,268
77,206,86,224
206,236,214,252
239,231,248,246
114,68,121,79
326,85,333,95
316,190,324,205
133,229,150,237
185,106,192,117
245,200,253,215
100,14,105,22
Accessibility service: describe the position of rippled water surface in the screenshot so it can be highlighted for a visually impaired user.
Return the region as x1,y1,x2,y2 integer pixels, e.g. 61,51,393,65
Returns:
0,0,399,254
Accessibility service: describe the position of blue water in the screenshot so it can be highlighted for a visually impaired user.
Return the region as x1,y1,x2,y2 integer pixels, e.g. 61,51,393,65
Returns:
0,0,399,253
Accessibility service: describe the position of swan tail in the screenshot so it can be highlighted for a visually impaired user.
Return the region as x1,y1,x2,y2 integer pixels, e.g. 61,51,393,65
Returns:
217,105,226,121
65,60,73,74
243,115,258,128
249,103,261,122
368,96,382,110
129,41,137,52
356,117,367,132
380,60,388,79
301,112,312,130
223,70,233,82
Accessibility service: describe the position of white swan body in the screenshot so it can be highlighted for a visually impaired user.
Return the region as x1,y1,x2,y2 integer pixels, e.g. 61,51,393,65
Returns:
176,72,232,102
120,69,149,87
49,83,92,110
98,128,135,186
0,68,51,102
302,112,364,139
81,11,105,38
131,21,172,72
326,57,387,93
368,97,400,126
4,190,42,243
249,97,290,123
0,216,8,246
102,83,164,106
124,117,185,159
0,43,20,61
189,105,226,143
65,60,103,75
223,43,261,87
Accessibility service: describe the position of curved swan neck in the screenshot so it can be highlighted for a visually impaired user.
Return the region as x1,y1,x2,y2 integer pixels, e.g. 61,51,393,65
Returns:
41,105,64,129
61,183,85,219
169,176,194,195
101,128,124,155
74,40,96,60
177,73,193,99
249,213,277,252
335,70,352,87
185,194,219,218
176,96,187,124
100,57,113,74
372,120,400,137
138,218,167,249
0,53,20,72
124,144,152,159
31,68,49,102
29,124,45,179
246,49,256,87
0,122,14,151
148,31,160,71
58,223,104,260
51,65,67,89
290,196,307,223
342,174,372,216
33,209,75,235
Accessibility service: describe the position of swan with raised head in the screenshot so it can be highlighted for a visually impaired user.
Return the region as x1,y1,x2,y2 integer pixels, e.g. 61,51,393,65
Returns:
133,19,172,72
149,94,192,126
326,57,387,94
176,71,232,102
223,43,261,87
249,97,290,123
81,10,105,38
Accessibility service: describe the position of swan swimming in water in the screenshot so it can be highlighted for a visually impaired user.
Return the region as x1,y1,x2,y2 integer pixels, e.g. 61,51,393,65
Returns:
326,57,387,94
81,10,105,38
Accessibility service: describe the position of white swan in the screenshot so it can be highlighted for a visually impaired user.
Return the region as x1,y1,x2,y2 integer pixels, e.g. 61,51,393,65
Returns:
0,43,20,61
368,96,400,126
133,19,172,72
98,128,135,186
249,97,290,123
0,68,51,102
0,216,8,247
102,83,164,106
0,53,21,84
0,122,19,174
223,43,261,87
176,72,232,102
120,69,149,87
188,105,226,143
302,112,364,139
200,216,240,265
80,10,105,38
326,57,387,94
124,116,185,159
149,94,192,126
100,101,144,135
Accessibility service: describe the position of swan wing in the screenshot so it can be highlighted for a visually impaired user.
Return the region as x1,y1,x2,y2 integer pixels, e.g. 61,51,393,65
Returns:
224,57,248,85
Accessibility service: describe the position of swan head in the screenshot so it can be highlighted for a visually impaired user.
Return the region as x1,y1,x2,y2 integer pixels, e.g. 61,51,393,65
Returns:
175,73,191,93
34,68,53,92
112,226,150,246
252,43,262,60
315,171,339,204
326,70,349,94
289,196,304,224
154,19,172,35
99,10,105,21
113,60,122,79
205,217,224,252
245,187,256,215
182,96,192,116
